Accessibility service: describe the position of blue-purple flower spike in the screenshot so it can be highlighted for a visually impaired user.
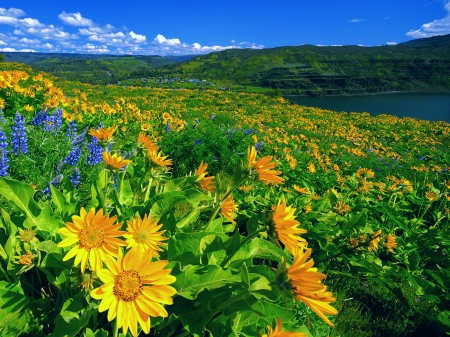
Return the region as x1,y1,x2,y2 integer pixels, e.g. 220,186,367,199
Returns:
11,112,28,155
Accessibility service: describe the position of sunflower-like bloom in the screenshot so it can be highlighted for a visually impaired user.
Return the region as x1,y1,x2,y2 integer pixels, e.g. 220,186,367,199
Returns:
137,132,158,153
261,318,306,337
269,201,307,254
293,185,310,195
384,233,397,254
57,207,126,272
333,201,351,215
103,152,131,171
124,214,168,255
280,248,338,327
221,194,238,224
91,249,176,337
307,163,316,174
89,126,117,142
247,146,284,185
149,150,172,169
367,229,382,252
195,161,215,192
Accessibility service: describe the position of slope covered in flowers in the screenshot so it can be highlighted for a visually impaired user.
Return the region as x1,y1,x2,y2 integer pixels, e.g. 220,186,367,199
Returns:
0,61,449,337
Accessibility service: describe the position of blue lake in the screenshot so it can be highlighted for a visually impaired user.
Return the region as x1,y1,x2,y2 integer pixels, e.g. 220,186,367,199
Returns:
285,92,450,123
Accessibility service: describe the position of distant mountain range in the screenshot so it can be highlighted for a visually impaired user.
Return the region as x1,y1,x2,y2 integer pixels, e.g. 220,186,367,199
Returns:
2,34,450,95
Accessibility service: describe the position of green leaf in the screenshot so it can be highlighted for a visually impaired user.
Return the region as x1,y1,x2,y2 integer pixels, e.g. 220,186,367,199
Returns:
174,265,241,300
0,178,41,227
240,262,250,288
50,184,75,218
176,209,200,229
228,238,291,266
118,178,134,207
0,281,29,337
53,293,92,337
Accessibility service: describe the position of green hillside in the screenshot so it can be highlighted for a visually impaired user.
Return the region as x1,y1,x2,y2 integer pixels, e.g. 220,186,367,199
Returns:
157,34,450,95
2,52,184,85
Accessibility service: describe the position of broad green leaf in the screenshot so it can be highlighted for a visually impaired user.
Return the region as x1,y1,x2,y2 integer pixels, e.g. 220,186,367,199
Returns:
0,178,41,227
118,178,134,207
174,265,241,299
50,184,75,218
168,231,229,265
228,238,291,266
176,209,200,229
53,293,92,337
0,281,29,336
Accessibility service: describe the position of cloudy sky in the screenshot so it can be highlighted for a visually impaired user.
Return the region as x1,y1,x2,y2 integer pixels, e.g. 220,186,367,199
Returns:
1,0,450,55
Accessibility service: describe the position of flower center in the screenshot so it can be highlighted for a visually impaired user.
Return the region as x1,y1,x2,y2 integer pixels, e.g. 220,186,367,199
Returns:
133,228,150,244
79,225,105,249
113,270,143,302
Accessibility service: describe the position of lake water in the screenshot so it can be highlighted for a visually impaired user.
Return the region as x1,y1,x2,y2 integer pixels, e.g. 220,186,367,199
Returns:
285,92,450,123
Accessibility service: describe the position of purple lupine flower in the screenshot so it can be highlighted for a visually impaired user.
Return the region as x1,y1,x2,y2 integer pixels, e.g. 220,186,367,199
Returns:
69,168,81,187
86,136,103,165
11,112,28,155
194,139,202,145
43,108,63,134
0,109,5,124
210,114,216,120
244,129,254,135
42,174,63,199
64,147,82,166
0,129,9,177
30,108,48,127
165,122,171,132
66,120,77,139
255,141,263,151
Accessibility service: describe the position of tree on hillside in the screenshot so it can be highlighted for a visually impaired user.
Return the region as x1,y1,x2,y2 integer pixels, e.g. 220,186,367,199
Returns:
0,54,4,62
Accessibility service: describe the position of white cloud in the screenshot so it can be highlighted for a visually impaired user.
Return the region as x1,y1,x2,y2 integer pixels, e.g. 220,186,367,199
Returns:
349,18,364,23
407,1,450,38
19,37,40,44
13,29,24,35
129,31,146,43
0,7,25,17
153,34,179,46
0,40,6,45
20,18,44,27
0,16,18,24
386,41,397,45
0,47,36,52
59,12,93,27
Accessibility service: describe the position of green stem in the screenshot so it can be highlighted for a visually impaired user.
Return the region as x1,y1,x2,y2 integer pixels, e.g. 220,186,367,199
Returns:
204,176,247,231
113,319,119,337
221,228,266,267
103,169,109,213
143,178,153,202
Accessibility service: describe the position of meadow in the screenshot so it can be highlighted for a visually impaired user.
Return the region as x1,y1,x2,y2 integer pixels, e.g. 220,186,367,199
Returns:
0,61,449,337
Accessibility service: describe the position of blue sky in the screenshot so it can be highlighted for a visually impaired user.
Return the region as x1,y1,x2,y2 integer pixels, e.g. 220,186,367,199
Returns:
1,0,450,55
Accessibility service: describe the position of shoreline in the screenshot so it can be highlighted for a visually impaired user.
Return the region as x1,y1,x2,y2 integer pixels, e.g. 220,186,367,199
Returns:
283,89,450,98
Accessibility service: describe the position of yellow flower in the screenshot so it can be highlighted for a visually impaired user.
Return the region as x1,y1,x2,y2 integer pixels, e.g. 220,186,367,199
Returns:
425,191,438,201
367,230,382,252
149,150,172,169
17,228,37,243
102,152,131,171
24,104,33,112
356,168,375,179
90,249,176,337
333,201,351,215
17,251,35,265
0,98,5,109
307,163,316,174
292,185,310,195
261,318,306,337
270,201,307,254
75,268,96,291
195,161,215,192
138,132,159,153
221,194,238,224
385,234,397,254
141,123,151,132
124,214,167,255
277,247,338,327
238,185,252,192
248,146,284,185
57,207,126,272
89,126,118,142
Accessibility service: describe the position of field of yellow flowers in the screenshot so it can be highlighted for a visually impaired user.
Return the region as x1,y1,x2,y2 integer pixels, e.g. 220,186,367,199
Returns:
0,61,449,337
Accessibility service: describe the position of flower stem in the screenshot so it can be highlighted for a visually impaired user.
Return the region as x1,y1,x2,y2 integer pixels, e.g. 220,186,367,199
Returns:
204,176,247,231
103,169,109,213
